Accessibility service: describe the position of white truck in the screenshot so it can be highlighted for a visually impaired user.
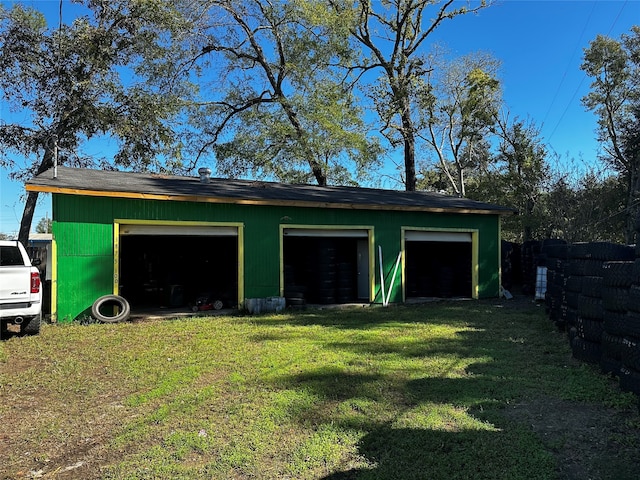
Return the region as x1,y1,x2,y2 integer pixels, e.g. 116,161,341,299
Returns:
0,240,43,337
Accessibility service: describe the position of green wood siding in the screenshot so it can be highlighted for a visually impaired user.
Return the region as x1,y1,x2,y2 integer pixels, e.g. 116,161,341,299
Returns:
52,194,501,322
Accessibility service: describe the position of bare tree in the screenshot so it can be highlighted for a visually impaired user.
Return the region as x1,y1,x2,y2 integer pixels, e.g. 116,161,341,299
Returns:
419,51,501,196
330,0,492,191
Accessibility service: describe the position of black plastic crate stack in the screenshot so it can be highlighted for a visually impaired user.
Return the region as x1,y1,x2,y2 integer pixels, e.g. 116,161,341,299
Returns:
542,241,570,330
566,242,634,364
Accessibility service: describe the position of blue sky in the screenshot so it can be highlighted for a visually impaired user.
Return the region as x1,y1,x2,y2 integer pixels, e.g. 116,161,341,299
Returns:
0,0,638,236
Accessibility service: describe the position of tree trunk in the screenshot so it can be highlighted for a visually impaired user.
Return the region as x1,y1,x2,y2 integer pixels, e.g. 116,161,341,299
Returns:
310,161,327,186
457,168,465,198
17,150,54,245
403,136,416,191
400,107,416,191
523,197,535,242
18,191,40,245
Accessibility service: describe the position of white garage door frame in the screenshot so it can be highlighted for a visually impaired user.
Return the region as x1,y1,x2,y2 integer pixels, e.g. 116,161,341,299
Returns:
401,227,479,300
113,219,245,303
280,224,375,302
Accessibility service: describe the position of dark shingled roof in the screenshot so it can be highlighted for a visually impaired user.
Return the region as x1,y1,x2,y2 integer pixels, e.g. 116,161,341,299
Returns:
27,166,515,215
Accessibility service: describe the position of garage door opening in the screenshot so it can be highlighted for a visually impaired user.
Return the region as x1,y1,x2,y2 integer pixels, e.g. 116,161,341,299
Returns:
283,230,370,306
119,231,238,311
404,231,473,299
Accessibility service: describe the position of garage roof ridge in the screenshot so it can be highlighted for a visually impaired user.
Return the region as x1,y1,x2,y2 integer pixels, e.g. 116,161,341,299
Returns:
26,166,516,215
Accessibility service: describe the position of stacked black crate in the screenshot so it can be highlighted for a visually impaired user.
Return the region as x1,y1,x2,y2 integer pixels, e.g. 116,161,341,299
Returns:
542,242,569,331
600,261,634,376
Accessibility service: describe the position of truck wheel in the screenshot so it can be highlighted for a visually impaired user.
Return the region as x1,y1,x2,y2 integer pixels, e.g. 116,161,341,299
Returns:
91,295,131,323
21,312,42,335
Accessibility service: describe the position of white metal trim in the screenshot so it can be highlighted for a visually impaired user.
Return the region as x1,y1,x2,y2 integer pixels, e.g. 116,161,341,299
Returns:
404,231,472,242
119,224,238,236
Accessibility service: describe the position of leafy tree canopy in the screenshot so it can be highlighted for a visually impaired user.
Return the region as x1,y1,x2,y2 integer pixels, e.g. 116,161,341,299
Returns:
0,1,188,243
172,0,382,186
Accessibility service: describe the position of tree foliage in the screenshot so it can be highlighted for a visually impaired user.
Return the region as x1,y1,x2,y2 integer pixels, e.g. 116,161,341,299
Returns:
173,0,382,186
464,117,548,242
330,0,491,191
0,1,187,243
36,217,52,234
581,25,640,243
419,52,501,196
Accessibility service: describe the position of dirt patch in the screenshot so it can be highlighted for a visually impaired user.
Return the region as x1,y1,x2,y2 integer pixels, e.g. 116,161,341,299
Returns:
503,396,640,480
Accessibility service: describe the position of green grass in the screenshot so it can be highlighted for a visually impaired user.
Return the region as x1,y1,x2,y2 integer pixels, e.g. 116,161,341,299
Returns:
0,300,637,479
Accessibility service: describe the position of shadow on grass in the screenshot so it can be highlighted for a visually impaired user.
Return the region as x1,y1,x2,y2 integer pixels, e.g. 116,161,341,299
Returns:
264,300,628,479
321,425,552,480
276,358,557,479
242,302,484,330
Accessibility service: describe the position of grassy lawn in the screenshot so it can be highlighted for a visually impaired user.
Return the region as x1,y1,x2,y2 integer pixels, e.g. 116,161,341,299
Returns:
1,299,639,479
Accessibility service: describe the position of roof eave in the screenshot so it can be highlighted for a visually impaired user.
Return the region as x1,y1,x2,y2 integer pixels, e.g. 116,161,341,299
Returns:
26,184,515,216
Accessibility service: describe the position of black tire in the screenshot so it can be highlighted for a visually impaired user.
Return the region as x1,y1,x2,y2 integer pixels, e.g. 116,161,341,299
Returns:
588,242,634,261
619,366,640,395
602,286,629,313
21,311,42,335
286,297,306,307
600,355,623,377
575,317,604,342
627,285,640,313
571,336,602,364
91,295,131,323
602,261,634,287
632,259,640,284
284,285,307,298
577,294,604,320
622,312,640,338
569,243,590,260
565,307,579,329
568,260,587,276
581,276,603,298
584,259,605,277
542,243,569,259
604,310,629,336
565,275,583,293
565,291,580,310
622,337,640,371
602,332,627,360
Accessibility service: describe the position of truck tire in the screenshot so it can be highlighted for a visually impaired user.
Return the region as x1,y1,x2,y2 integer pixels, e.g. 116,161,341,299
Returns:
21,311,41,335
91,295,131,323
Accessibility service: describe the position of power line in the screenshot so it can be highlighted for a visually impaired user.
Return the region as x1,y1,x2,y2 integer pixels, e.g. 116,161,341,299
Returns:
541,1,596,129
546,0,629,144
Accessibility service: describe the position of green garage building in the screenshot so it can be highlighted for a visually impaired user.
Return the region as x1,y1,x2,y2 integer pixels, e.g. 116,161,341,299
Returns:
27,167,514,322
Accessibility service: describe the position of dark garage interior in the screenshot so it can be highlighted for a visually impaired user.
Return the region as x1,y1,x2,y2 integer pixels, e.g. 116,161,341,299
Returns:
119,235,238,310
283,237,364,306
405,241,472,298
